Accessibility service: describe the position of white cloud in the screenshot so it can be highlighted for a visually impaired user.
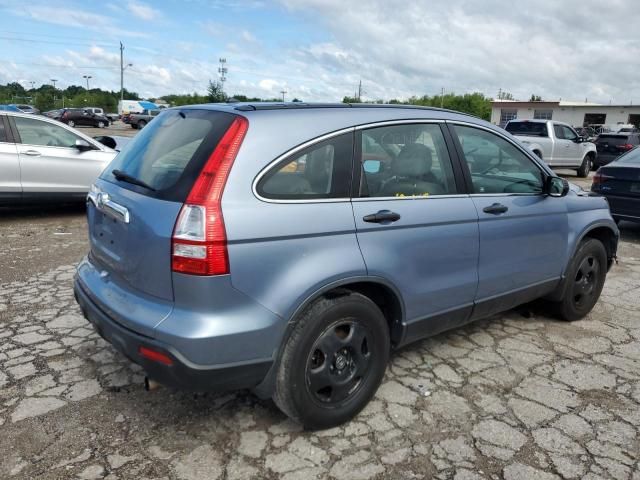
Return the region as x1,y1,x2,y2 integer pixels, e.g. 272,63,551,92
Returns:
127,1,161,21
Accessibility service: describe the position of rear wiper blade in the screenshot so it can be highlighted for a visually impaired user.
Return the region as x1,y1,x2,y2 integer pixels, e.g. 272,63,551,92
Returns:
111,169,156,191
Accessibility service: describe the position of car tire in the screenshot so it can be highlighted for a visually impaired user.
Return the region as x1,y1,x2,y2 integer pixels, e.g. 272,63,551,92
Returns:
577,155,592,178
138,120,147,129
131,124,138,129
67,120,75,128
553,238,607,321
97,121,105,128
273,292,390,430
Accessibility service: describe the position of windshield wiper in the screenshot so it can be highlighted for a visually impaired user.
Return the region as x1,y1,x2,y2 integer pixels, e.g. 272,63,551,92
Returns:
112,169,156,191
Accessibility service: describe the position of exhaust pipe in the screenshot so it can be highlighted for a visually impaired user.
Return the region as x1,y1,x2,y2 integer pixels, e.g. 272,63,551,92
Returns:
144,377,162,392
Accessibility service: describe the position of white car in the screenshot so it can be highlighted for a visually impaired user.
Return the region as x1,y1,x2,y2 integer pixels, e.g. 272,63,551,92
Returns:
0,111,118,204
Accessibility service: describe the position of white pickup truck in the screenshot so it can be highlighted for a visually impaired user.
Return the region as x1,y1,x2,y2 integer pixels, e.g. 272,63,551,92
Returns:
505,119,597,177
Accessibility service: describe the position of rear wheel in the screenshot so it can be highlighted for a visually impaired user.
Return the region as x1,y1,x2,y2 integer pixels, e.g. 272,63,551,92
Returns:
553,238,607,321
138,120,147,129
273,292,390,430
577,155,592,178
97,121,105,128
67,120,75,128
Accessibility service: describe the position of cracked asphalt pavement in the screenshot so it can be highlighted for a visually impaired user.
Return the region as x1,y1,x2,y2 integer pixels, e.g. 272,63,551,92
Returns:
1,172,639,479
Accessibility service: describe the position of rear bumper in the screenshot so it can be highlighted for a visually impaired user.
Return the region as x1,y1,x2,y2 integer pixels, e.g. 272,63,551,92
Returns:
601,194,640,222
74,279,272,391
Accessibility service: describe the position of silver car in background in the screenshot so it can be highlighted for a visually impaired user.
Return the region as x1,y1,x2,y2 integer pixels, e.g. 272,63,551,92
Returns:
0,111,118,204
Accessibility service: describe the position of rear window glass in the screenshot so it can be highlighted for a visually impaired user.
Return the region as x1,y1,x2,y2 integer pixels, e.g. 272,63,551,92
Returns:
596,135,630,146
102,109,236,202
618,148,640,164
505,122,548,137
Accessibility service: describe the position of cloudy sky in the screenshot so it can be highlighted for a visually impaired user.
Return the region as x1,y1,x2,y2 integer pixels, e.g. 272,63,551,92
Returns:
0,0,638,103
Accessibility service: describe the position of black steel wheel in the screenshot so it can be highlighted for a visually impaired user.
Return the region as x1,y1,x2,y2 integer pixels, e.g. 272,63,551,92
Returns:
273,292,390,430
555,238,607,321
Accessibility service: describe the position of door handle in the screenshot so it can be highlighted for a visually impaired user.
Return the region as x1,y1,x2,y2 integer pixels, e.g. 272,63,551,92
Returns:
482,203,509,215
363,210,401,223
21,150,41,156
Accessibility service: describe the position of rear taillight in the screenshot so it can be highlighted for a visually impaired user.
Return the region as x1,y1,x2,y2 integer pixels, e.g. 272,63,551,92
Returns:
171,116,248,276
618,144,634,151
592,171,613,187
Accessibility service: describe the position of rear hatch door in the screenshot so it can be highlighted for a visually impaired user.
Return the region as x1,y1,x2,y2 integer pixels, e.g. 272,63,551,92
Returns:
87,108,238,306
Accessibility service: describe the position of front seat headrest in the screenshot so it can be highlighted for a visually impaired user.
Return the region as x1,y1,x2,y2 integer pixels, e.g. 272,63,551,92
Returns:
393,143,433,177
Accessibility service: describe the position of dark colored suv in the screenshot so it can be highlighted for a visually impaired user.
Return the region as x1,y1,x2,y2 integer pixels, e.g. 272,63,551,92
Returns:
594,133,640,167
74,103,618,429
60,108,110,128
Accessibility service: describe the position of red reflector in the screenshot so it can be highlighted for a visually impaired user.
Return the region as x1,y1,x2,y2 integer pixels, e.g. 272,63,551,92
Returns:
138,346,173,366
618,143,634,150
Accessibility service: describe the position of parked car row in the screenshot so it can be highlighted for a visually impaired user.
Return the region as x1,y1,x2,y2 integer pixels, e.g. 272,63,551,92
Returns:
504,119,640,172
0,111,118,204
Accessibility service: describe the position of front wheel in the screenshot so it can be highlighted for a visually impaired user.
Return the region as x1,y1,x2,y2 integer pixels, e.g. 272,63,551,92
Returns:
138,120,147,129
67,120,75,128
577,155,592,178
97,121,105,128
273,292,390,430
553,238,607,321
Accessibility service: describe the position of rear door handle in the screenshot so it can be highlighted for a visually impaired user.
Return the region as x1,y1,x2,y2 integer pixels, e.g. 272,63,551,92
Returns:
21,150,41,156
363,210,401,223
482,203,508,215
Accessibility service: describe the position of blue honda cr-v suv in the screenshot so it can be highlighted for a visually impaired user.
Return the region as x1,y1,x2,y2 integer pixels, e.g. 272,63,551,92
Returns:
74,103,618,429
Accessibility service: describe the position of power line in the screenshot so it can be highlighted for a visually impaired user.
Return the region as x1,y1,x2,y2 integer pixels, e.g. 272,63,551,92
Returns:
0,35,117,48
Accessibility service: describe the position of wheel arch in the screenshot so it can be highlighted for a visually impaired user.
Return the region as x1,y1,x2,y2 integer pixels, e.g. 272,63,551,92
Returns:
253,276,406,399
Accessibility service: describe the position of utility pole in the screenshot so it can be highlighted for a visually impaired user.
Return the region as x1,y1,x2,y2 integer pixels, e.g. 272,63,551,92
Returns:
441,87,444,108
119,42,133,102
357,79,362,102
51,79,58,107
280,90,287,102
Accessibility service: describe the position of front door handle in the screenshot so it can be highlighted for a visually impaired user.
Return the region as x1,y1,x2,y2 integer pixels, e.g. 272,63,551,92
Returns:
363,210,401,223
482,203,508,215
21,150,41,156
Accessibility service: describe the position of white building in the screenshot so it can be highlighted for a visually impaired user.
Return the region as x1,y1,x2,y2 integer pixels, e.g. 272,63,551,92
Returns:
491,100,640,128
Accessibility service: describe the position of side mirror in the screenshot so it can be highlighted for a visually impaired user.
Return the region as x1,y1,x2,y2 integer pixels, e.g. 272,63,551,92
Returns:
574,136,584,143
546,176,569,197
75,139,95,152
92,135,117,149
363,159,382,174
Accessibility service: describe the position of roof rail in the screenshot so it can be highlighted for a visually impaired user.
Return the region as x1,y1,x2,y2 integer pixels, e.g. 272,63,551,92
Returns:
232,102,477,118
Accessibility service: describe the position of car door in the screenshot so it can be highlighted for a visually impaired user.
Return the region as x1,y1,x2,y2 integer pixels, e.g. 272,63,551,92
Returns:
552,123,571,165
351,122,479,344
449,123,568,319
11,115,113,196
0,114,21,199
561,125,583,165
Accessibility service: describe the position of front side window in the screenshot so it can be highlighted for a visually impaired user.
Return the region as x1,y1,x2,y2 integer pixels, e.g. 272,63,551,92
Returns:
257,133,353,200
453,125,544,194
14,116,81,148
561,126,578,141
553,124,565,139
359,123,457,198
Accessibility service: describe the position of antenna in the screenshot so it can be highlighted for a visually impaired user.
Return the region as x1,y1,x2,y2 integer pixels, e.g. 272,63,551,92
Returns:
218,58,228,84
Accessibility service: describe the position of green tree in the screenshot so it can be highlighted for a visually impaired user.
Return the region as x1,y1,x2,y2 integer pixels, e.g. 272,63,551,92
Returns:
529,94,542,101
207,80,227,103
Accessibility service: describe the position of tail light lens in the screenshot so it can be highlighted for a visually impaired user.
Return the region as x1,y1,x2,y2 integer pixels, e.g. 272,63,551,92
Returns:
618,144,634,151
171,116,248,276
592,171,613,187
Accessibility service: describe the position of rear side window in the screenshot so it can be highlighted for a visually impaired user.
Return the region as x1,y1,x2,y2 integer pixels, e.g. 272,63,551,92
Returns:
358,123,457,197
257,133,353,200
505,122,548,137
14,116,81,147
102,109,236,202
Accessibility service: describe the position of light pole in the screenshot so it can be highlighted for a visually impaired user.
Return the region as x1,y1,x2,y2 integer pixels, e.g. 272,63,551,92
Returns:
51,79,57,89
120,41,133,101
29,81,35,90
83,75,92,90
280,90,287,102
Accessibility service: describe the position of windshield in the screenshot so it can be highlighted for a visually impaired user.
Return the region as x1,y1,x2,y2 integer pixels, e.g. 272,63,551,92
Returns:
505,122,548,137
101,109,237,202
